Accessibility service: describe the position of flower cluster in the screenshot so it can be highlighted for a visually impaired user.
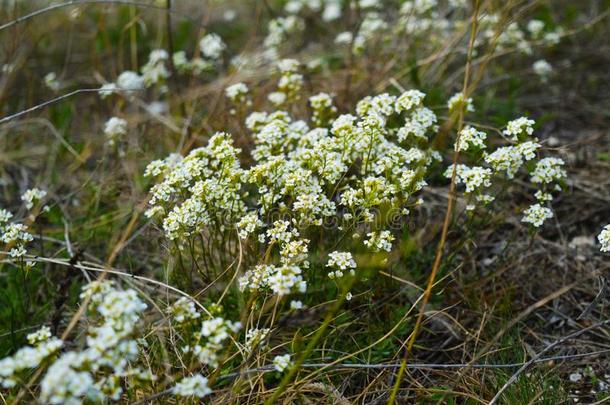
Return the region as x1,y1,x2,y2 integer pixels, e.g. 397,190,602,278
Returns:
171,34,226,77
44,72,60,91
530,157,567,185
243,328,270,354
103,117,127,146
268,59,303,106
143,76,570,319
598,225,610,253
264,16,304,59
0,329,63,389
27,326,52,345
146,86,443,303
225,82,252,114
533,59,553,79
35,281,149,404
141,49,170,87
503,117,535,142
448,92,475,113
100,32,226,98
364,231,395,253
21,187,47,210
99,71,144,97
456,126,487,152
182,317,241,367
445,115,565,226
309,92,337,127
169,297,201,323
200,33,226,60
481,15,563,55
521,203,553,227
173,374,212,398
273,354,292,372
143,131,246,242
445,164,492,194
1,208,34,259
326,251,357,279
239,263,307,297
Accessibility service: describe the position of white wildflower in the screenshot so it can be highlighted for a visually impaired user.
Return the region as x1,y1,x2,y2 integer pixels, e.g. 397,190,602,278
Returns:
104,117,127,146
364,231,394,252
169,298,200,323
456,126,487,151
484,146,523,178
326,251,357,278
244,328,270,353
290,300,303,310
141,49,170,86
116,71,144,91
173,374,212,398
533,59,553,79
530,157,566,184
225,82,250,105
199,33,226,59
395,89,426,113
522,203,553,227
447,92,474,113
27,326,52,345
44,72,60,91
503,117,535,141
597,225,610,252
273,354,291,372
21,188,47,210
237,212,263,239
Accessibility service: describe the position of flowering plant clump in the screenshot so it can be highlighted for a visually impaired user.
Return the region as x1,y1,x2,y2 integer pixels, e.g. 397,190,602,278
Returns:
0,280,241,403
0,329,63,389
137,64,570,343
1,53,579,405
1,1,606,403
37,281,150,404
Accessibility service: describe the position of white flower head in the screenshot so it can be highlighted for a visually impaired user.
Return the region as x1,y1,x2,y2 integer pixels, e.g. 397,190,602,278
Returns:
0,208,13,223
225,82,250,104
21,188,47,210
199,33,226,59
447,92,474,113
530,157,566,184
277,58,300,73
522,203,553,228
44,72,60,91
598,224,610,252
116,71,144,91
27,326,52,345
503,117,535,141
533,59,553,78
173,374,212,398
273,354,292,372
364,230,394,252
456,126,487,151
326,251,357,278
396,89,426,113
104,117,128,145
